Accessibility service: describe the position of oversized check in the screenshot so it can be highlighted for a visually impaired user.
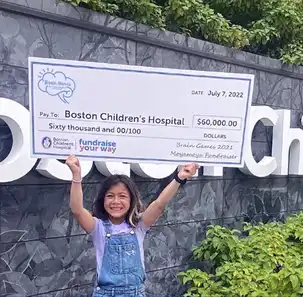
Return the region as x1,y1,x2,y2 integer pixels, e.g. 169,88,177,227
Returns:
28,57,254,167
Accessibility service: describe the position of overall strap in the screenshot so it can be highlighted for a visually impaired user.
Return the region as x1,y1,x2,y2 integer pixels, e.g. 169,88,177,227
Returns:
102,219,136,238
102,219,112,237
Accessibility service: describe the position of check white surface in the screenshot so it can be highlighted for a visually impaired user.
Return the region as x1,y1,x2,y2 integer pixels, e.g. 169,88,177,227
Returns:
28,57,254,167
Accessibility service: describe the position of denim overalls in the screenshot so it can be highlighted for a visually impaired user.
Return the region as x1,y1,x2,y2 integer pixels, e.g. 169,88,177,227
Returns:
92,220,146,297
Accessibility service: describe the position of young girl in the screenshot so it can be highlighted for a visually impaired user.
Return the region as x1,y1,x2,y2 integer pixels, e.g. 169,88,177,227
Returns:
66,154,199,297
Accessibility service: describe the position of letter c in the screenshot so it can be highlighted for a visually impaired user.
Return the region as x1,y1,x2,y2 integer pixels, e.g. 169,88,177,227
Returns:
239,106,278,177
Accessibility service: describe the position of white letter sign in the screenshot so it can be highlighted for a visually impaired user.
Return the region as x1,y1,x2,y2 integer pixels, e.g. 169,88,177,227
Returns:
0,97,37,182
239,106,278,177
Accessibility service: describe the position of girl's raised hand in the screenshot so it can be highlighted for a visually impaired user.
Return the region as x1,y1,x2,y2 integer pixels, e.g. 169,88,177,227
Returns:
65,154,81,177
178,163,199,180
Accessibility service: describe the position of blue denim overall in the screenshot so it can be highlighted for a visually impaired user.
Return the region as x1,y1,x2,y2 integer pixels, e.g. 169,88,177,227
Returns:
92,220,146,297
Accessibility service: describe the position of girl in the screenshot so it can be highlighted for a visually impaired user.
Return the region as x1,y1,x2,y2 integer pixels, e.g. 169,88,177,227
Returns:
65,154,199,297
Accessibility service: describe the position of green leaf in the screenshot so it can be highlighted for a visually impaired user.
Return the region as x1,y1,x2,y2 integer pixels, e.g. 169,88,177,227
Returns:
290,275,299,290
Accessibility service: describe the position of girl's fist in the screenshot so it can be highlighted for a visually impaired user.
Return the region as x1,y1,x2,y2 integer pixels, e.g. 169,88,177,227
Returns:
65,154,81,177
178,163,199,180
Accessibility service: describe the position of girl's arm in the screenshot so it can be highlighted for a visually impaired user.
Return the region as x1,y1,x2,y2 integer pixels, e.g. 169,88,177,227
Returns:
66,155,95,233
142,163,199,227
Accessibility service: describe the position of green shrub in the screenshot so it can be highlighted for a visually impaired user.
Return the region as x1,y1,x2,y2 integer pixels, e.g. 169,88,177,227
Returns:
63,0,303,65
179,212,303,297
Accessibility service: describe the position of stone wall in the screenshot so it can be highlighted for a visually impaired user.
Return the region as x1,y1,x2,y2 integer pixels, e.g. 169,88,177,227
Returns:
1,0,303,296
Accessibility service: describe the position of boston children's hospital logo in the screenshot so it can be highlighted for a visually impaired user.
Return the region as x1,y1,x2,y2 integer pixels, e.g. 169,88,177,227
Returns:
41,136,52,149
38,69,76,104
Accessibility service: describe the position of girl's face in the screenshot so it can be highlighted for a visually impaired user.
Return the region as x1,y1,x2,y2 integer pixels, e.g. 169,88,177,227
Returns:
104,182,131,224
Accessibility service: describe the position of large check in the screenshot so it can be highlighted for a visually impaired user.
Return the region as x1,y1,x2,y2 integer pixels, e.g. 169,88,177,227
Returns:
28,57,254,167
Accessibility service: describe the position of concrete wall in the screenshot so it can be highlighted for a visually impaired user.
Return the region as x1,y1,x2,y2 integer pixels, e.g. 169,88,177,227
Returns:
1,0,303,296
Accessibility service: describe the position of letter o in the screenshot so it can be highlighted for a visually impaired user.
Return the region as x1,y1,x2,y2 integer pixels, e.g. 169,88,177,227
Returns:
0,98,37,182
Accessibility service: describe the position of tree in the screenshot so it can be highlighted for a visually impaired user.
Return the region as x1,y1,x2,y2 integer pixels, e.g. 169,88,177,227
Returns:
178,212,303,296
63,0,303,65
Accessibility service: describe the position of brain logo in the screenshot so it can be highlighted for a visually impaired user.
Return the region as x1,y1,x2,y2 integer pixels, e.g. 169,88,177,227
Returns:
38,70,76,104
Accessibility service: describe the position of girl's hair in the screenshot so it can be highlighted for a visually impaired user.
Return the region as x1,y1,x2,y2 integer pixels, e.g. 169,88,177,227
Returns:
92,174,145,227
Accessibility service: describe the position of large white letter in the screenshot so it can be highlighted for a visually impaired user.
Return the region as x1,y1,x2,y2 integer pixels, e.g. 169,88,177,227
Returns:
130,163,177,179
272,110,303,175
36,158,93,180
0,98,37,182
95,161,130,177
239,106,278,177
203,166,223,176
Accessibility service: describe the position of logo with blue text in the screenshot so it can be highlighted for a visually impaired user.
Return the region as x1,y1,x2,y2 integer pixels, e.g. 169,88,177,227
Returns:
79,139,117,154
41,136,52,149
38,69,76,104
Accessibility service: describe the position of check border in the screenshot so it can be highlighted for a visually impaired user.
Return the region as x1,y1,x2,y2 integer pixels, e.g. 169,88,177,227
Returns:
29,60,253,166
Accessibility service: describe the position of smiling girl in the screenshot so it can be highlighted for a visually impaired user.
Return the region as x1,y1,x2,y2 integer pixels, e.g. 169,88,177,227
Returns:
65,154,199,297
